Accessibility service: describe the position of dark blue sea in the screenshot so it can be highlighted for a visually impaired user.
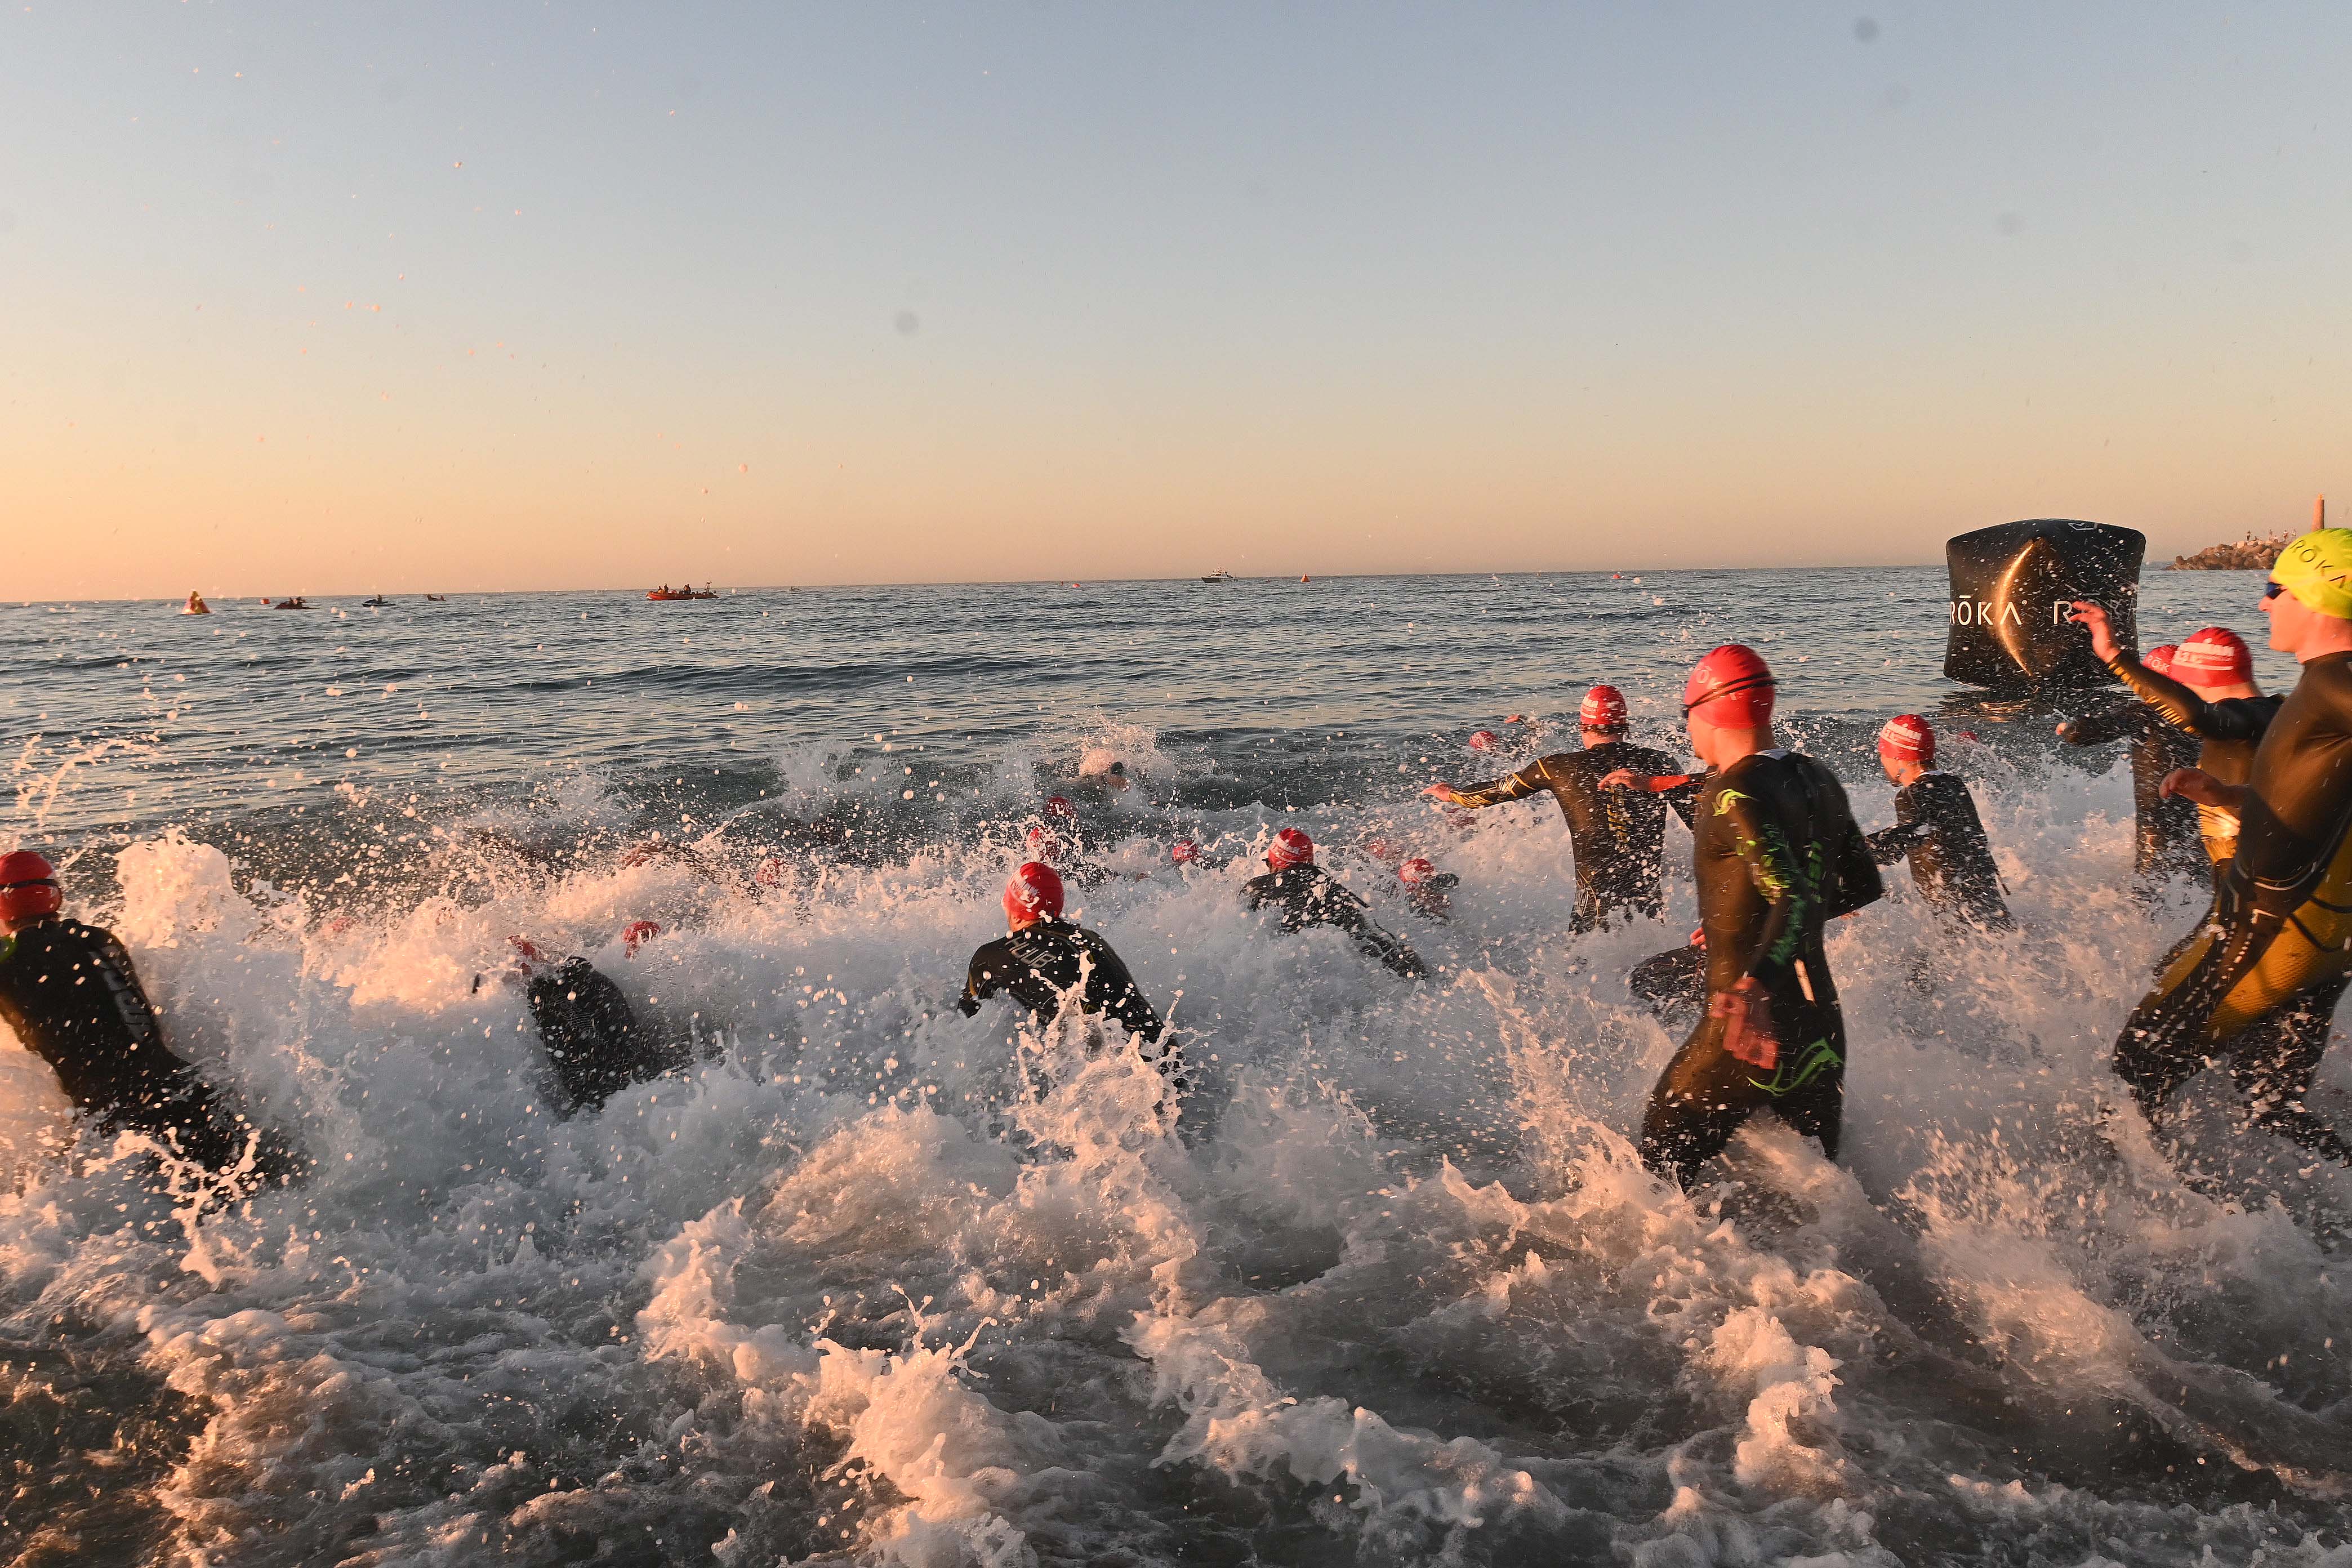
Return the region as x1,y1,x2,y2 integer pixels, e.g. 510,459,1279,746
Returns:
3,567,2347,1567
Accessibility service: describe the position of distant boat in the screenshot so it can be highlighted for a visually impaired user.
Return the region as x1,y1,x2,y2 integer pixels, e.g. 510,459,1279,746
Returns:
425,594,447,602
182,591,210,616
1201,570,1235,583
361,595,391,608
647,582,719,601
271,596,313,610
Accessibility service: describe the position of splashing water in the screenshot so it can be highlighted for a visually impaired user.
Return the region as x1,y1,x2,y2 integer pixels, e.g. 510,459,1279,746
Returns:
3,572,2349,1565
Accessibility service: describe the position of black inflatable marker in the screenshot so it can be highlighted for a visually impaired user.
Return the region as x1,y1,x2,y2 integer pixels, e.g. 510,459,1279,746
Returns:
1944,519,2144,691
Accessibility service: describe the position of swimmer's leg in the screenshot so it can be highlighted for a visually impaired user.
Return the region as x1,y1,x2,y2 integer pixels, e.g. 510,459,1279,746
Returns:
2226,978,2352,1166
2110,925,2228,1126
1637,1017,1762,1190
1766,1036,1847,1163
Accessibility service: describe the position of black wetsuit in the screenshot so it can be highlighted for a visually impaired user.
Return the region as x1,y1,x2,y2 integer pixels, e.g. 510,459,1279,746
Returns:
2111,652,2352,1165
1403,872,1461,923
1451,741,1689,930
0,915,292,1177
1637,750,1883,1188
2106,653,2283,877
960,918,1162,1039
526,958,688,1116
1241,865,1427,978
959,917,1183,1091
2058,700,2204,890
1865,771,2014,932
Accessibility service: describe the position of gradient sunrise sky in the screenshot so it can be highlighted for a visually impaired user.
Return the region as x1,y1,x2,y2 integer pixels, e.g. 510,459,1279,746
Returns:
8,3,2351,600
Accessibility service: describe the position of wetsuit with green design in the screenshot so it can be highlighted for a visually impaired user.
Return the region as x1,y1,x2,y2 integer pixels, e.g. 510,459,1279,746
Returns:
1637,748,1883,1188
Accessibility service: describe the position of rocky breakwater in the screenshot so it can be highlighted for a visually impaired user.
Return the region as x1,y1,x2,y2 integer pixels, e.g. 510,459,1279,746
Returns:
2170,531,2292,570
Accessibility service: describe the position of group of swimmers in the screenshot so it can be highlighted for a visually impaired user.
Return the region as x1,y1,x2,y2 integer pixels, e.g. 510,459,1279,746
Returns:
7,528,2352,1200
956,526,2352,1189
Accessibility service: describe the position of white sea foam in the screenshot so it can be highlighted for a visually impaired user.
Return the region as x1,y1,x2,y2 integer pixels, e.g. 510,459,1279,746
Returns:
4,740,2351,1566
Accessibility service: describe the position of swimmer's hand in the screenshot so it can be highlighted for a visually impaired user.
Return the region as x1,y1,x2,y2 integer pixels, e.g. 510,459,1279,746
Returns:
2161,767,2249,812
2066,602,2122,663
1710,977,1781,1071
2054,720,2078,741
1422,783,1465,806
1599,769,1646,792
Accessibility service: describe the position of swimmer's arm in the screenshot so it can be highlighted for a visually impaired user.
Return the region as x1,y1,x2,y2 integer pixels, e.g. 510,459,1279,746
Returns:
2106,654,2226,736
2056,703,2131,745
2160,767,2249,813
1427,759,1549,808
1721,796,1805,988
1360,920,1427,979
958,948,1003,1015
1863,822,1927,865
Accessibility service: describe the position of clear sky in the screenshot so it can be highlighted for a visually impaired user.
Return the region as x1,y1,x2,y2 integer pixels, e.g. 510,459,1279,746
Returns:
8,3,2351,599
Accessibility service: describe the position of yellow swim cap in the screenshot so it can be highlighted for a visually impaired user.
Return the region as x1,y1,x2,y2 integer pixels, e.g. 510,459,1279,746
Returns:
2270,528,2352,620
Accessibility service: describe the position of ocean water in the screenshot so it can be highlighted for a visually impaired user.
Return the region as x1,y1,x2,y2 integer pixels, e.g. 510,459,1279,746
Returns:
3,567,2349,1567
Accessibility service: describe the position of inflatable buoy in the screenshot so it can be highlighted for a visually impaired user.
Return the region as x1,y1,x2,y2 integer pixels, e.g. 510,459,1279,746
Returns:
1944,519,2144,691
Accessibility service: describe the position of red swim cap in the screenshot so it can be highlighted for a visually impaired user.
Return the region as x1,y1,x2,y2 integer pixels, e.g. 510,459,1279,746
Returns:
1044,795,1076,821
2173,627,2251,686
1467,730,1498,751
1364,836,1404,865
1170,839,1200,864
0,850,60,926
1023,825,1066,864
1683,645,1775,725
622,919,662,957
1267,827,1315,870
1878,714,1934,765
2142,644,2179,678
1398,856,1436,885
1004,861,1064,924
1580,685,1628,731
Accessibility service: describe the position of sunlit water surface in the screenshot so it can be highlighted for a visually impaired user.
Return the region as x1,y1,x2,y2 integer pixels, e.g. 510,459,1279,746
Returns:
3,569,2347,1566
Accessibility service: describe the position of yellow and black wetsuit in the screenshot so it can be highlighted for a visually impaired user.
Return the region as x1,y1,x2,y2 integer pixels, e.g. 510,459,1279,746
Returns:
2111,651,2352,1165
1450,740,1689,931
1637,749,1883,1188
2058,699,2204,892
2105,652,2283,877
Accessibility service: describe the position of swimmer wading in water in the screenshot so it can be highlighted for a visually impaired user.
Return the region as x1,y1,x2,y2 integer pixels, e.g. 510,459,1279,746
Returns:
2071,611,2279,884
1635,647,1883,1190
2103,529,2352,1168
0,850,300,1187
1425,684,1693,932
960,861,1186,1093
2055,644,2205,897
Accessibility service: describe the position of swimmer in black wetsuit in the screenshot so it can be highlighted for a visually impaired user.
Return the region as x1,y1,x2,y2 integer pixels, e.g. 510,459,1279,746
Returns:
1633,648,1883,1190
1241,829,1427,979
2088,536,2352,1168
1425,685,1692,932
1863,715,2013,933
2072,611,2279,883
1396,857,1460,922
0,851,298,1184
2056,643,2205,896
959,861,1184,1092
502,928,689,1116
1023,826,1117,888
